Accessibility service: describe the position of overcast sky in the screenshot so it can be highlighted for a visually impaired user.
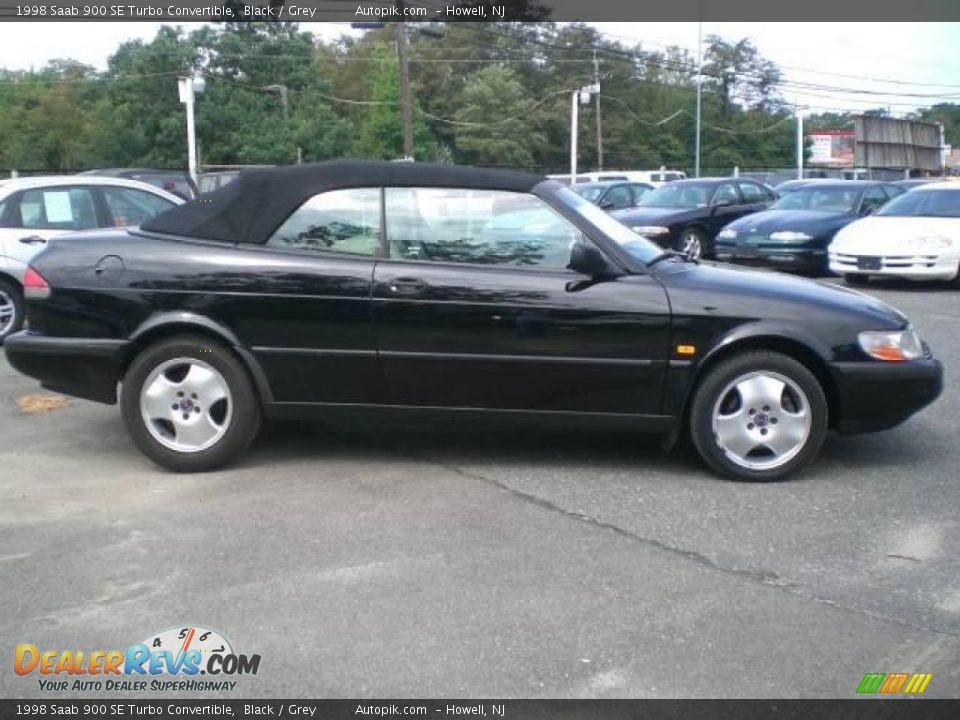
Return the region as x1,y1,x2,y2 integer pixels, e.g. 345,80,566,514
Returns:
1,21,958,115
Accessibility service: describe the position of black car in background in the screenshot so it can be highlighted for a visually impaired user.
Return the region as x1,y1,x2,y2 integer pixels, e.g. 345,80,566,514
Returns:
715,181,905,275
78,168,198,200
611,178,777,260
4,161,943,482
571,181,653,210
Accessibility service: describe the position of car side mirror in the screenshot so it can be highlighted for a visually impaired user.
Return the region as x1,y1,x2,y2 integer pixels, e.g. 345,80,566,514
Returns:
598,199,615,209
568,239,617,278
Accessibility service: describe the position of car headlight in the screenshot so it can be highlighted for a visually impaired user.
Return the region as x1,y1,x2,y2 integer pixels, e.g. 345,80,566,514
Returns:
858,327,924,362
632,225,670,236
900,236,952,251
769,231,812,242
717,228,738,240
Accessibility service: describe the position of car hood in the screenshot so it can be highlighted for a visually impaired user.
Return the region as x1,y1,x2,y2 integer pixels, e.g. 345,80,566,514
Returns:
831,215,960,253
655,260,908,331
724,209,854,237
612,206,700,227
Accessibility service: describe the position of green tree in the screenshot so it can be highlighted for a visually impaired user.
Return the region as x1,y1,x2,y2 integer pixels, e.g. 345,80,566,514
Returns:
454,65,546,168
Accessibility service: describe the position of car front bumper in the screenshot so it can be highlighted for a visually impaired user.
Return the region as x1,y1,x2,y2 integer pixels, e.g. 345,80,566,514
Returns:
4,332,129,404
829,357,944,434
829,251,960,281
716,245,827,271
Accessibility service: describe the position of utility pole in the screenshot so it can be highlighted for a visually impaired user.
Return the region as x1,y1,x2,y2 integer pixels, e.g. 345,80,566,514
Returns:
396,6,414,159
694,0,703,178
594,50,603,171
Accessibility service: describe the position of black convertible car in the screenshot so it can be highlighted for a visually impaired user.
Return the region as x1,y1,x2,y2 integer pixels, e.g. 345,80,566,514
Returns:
4,161,943,481
714,181,905,274
611,178,777,260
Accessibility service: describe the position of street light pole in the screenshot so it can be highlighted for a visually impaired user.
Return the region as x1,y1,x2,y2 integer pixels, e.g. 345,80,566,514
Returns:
570,90,579,182
796,107,804,180
695,0,703,178
570,84,600,184
178,73,205,187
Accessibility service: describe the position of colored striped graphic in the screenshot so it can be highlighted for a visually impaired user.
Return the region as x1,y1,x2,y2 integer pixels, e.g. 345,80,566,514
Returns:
857,672,932,694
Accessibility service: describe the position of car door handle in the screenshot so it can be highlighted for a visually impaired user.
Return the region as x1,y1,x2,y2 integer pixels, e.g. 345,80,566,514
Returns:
18,235,47,245
387,277,428,295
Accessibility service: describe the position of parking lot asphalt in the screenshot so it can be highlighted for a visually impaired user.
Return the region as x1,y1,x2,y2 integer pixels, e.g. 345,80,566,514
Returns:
1,277,958,700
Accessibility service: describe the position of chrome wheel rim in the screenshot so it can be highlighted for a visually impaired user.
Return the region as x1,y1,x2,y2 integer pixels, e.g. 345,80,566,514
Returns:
681,232,702,260
140,358,232,454
711,371,812,471
0,289,15,336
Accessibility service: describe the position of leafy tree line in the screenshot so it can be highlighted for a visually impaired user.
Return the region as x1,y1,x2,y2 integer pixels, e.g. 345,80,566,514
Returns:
0,21,956,174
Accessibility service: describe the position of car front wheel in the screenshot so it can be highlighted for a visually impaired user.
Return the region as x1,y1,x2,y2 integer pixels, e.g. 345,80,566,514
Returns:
689,351,828,481
678,228,709,260
0,278,24,345
121,335,261,472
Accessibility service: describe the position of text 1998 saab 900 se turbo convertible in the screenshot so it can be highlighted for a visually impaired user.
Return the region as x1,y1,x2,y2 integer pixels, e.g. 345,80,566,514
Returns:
3,161,944,481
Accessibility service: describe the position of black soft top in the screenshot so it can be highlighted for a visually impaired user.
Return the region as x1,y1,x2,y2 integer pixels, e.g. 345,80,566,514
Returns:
140,159,546,245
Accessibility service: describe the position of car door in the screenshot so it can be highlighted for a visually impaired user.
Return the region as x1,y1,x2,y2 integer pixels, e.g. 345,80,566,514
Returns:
704,181,747,237
0,185,103,269
372,186,671,415
217,187,382,404
600,184,634,211
628,183,652,206
101,186,178,227
859,185,889,216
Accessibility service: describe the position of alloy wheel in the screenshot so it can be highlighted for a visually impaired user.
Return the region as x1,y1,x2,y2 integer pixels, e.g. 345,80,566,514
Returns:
711,371,812,471
680,231,703,260
0,289,15,337
140,358,232,453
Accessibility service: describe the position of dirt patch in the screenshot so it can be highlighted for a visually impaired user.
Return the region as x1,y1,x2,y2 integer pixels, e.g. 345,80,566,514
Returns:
17,394,71,414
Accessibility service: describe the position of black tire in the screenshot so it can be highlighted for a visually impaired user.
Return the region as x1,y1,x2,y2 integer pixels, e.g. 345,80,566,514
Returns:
677,227,710,260
844,274,870,286
120,335,261,472
689,351,828,482
0,278,25,345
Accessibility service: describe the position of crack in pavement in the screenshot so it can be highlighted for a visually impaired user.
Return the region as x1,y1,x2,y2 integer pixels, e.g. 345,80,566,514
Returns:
385,444,960,643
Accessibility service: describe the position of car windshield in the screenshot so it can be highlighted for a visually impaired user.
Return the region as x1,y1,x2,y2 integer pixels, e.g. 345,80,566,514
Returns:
571,184,605,202
637,183,714,208
553,186,663,264
771,187,859,213
877,188,960,218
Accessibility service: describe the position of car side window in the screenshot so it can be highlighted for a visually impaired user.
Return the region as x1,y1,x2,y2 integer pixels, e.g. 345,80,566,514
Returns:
103,187,176,227
712,183,740,206
385,188,582,271
738,182,766,204
883,184,905,200
861,186,888,213
266,188,381,256
604,185,633,209
17,187,98,231
629,184,651,204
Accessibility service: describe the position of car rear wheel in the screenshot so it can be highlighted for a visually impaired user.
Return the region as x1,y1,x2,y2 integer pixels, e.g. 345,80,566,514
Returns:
0,278,24,345
678,228,709,260
689,351,828,481
121,335,261,472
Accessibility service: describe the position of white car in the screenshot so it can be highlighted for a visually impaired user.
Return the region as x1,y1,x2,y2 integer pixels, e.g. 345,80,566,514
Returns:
829,182,960,284
0,175,182,342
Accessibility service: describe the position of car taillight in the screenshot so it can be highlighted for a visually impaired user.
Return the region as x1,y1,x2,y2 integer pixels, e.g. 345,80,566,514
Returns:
23,266,51,300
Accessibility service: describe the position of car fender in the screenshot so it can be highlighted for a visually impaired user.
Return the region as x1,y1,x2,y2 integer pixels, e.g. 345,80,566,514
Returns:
661,320,836,448
0,253,29,286
128,312,274,403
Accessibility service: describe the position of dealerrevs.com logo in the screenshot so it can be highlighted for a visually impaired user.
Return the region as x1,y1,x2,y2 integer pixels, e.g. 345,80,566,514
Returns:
14,626,261,692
